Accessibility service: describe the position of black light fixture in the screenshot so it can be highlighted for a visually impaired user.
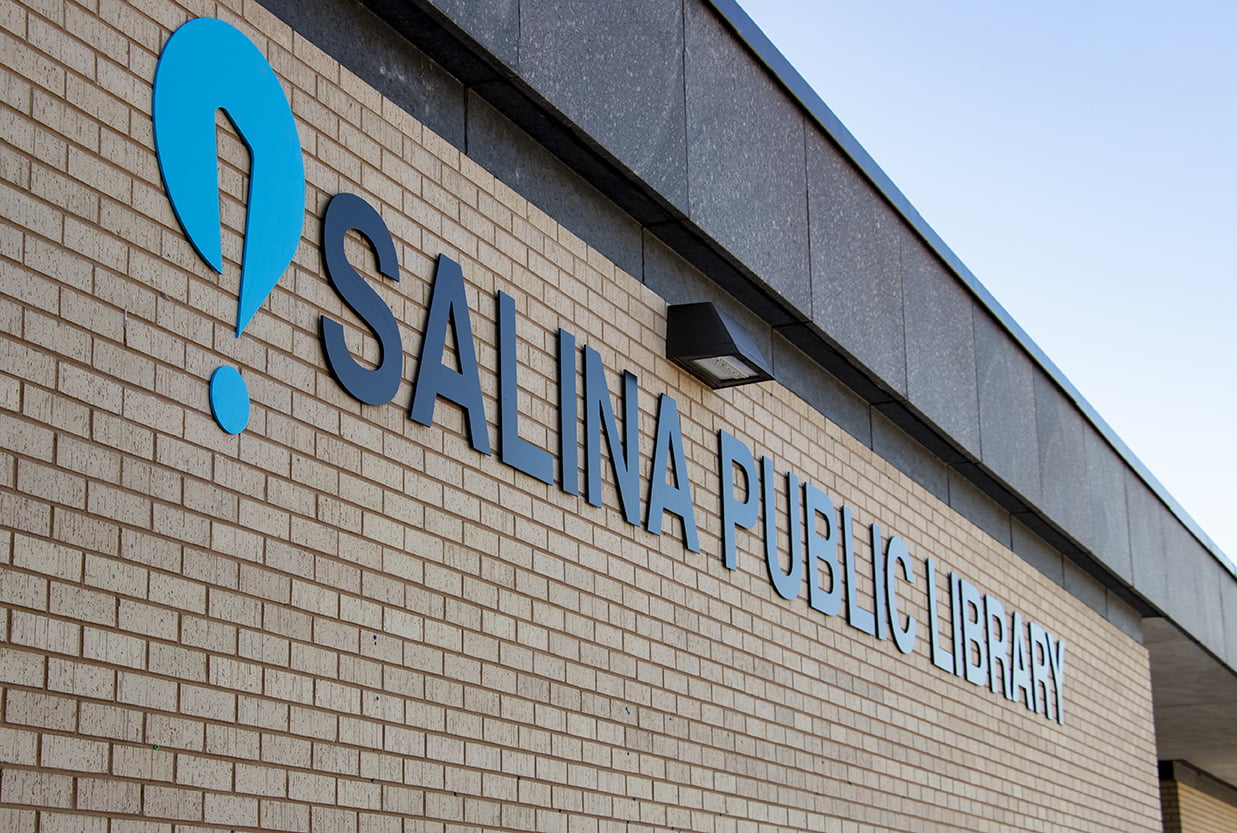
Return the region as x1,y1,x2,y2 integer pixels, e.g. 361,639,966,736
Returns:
666,302,774,389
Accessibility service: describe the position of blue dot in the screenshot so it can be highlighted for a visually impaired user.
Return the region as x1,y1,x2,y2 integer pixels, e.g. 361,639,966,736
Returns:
209,365,250,434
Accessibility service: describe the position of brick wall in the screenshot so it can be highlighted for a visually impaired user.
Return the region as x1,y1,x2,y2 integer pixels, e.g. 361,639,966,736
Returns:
1161,779,1237,833
1,0,1163,830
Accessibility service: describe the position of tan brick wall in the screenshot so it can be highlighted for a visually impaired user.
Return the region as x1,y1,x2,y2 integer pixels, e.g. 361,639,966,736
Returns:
1,0,1162,831
1161,779,1237,833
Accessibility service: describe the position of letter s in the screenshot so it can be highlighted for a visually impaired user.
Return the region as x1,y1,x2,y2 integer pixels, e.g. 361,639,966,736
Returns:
320,193,403,405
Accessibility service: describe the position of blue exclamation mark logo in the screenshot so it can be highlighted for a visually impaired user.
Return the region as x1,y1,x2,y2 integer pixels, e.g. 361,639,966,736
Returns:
152,18,306,434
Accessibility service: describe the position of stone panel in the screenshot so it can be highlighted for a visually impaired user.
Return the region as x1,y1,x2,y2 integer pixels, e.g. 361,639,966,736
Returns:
423,0,519,68
683,0,810,312
1034,373,1092,546
871,409,947,503
520,0,688,209
264,0,468,148
1012,517,1065,586
1062,559,1109,621
771,336,873,448
947,470,1010,548
806,130,906,393
1083,430,1133,585
974,310,1041,506
1223,582,1237,671
901,235,980,456
466,92,643,278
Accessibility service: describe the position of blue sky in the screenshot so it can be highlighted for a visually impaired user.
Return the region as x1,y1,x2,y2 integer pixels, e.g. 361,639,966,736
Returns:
735,0,1237,567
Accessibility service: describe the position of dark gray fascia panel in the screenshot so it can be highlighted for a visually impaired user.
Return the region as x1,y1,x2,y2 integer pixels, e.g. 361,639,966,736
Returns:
683,0,812,315
973,309,1041,507
1033,372,1093,553
900,234,981,458
258,0,469,148
465,92,645,279
806,129,907,394
870,409,948,503
416,0,520,70
519,0,690,211
1082,428,1134,584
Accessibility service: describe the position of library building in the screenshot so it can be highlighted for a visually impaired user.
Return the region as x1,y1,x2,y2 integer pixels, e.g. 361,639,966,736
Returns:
2,0,1236,831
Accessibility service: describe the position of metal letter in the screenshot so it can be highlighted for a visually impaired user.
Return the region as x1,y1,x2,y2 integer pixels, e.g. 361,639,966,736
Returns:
843,508,877,637
646,394,699,551
409,255,491,454
763,465,803,601
984,595,1014,700
1010,611,1037,713
558,329,578,495
320,193,403,406
718,431,758,571
885,536,917,655
1029,621,1052,719
951,573,965,677
960,578,988,687
497,292,553,484
583,347,640,526
806,483,841,617
1048,633,1066,725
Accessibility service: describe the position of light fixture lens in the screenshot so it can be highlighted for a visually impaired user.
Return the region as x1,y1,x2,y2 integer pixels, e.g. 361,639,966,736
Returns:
691,354,759,382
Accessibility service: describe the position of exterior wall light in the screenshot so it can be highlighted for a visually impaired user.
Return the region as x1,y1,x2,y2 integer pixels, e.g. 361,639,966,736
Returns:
666,302,774,389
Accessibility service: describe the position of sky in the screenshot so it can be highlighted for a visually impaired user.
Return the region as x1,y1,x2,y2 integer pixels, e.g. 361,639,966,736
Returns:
734,0,1237,569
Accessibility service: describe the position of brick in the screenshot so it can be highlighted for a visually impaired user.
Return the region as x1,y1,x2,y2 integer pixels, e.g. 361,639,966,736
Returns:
0,412,55,460
58,361,123,415
77,776,142,815
208,655,263,694
0,565,48,609
118,598,176,638
142,785,203,821
0,645,45,686
0,727,39,765
180,683,236,722
12,533,82,580
260,798,310,832
84,553,147,597
207,586,262,628
38,813,108,833
238,627,290,666
263,733,314,770
112,744,174,783
238,695,289,732
147,571,205,612
79,701,144,743
50,581,116,625
48,657,116,699
0,768,73,807
0,809,36,833
10,609,79,656
180,616,236,654
148,642,206,682
145,712,205,753
41,733,109,772
5,687,77,731
176,754,233,791
310,804,357,833
84,626,145,669
109,821,171,833
53,509,119,557
116,669,180,716
87,481,150,527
